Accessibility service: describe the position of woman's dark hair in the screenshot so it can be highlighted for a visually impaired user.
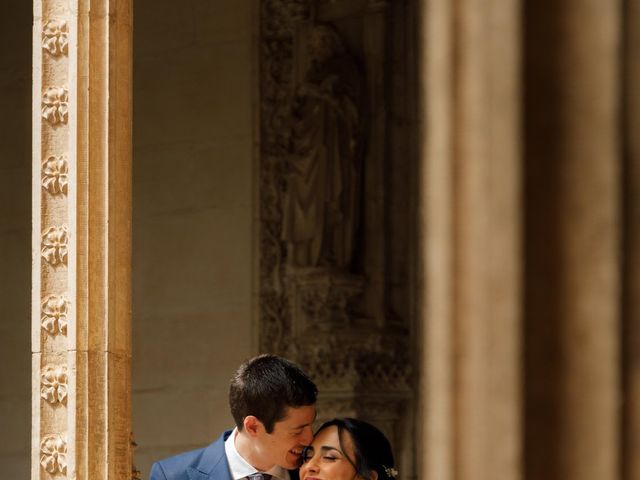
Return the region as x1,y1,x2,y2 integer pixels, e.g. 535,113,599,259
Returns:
315,418,396,480
229,354,317,433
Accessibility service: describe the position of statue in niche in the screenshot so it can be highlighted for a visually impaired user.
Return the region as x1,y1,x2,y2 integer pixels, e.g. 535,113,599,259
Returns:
282,24,366,269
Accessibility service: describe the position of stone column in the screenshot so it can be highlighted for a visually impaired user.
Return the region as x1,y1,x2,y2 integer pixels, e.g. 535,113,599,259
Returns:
418,1,522,480
623,1,640,478
32,1,132,479
417,0,454,478
453,2,522,479
524,1,621,479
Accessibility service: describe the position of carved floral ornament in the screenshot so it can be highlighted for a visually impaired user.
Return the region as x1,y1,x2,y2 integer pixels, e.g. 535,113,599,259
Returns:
42,155,69,195
41,225,68,266
42,87,69,125
287,336,412,392
42,19,68,56
41,365,68,405
41,294,69,336
40,434,67,475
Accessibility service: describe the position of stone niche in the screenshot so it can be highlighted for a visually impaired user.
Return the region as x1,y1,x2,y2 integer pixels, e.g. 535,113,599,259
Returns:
258,0,416,476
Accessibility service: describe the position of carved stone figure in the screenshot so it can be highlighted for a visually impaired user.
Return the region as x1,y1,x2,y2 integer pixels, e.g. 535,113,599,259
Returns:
281,24,365,268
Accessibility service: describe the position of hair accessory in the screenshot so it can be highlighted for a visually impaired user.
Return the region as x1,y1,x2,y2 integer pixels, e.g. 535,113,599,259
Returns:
383,465,399,478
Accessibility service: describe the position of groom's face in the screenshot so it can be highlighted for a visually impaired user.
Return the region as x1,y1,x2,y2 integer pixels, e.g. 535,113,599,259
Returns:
257,405,316,470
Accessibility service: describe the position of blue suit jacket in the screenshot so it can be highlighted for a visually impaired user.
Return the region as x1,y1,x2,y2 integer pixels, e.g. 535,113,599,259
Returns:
149,430,300,480
150,430,233,480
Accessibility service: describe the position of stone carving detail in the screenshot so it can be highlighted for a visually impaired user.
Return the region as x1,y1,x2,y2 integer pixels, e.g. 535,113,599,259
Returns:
260,0,408,417
263,0,311,35
41,225,68,266
260,2,395,357
260,3,411,475
42,87,69,125
41,365,68,405
317,396,403,424
40,434,67,475
289,335,412,392
260,0,313,353
286,268,364,334
42,20,69,56
315,397,358,426
300,284,354,324
282,24,365,268
41,295,69,336
42,155,69,195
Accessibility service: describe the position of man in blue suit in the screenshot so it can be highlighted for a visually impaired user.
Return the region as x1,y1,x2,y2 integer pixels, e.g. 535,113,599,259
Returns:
150,354,317,480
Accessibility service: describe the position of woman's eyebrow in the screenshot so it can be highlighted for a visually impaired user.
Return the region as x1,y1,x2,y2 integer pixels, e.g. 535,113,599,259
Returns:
319,446,343,455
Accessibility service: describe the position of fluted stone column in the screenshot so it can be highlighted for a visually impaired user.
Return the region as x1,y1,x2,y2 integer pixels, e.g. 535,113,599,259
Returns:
32,1,132,479
524,1,621,479
418,1,522,480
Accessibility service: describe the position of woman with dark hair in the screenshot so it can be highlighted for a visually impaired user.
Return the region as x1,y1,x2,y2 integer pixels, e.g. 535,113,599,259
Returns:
300,418,398,480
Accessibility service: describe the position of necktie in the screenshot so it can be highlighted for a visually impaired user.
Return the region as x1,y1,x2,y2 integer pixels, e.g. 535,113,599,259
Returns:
248,473,272,480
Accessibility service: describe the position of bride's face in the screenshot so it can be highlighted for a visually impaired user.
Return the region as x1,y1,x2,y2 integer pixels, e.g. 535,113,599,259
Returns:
299,426,359,480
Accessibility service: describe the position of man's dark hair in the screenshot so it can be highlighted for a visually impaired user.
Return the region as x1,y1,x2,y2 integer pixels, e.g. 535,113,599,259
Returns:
229,354,318,433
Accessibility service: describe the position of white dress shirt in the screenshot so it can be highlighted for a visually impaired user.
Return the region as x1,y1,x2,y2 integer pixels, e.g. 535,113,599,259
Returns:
224,428,290,480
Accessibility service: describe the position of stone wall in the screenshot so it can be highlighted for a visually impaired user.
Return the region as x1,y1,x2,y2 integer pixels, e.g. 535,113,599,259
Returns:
132,1,257,477
0,0,32,477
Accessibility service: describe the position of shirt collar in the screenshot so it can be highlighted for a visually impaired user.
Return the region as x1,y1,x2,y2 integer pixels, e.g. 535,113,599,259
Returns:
224,428,290,480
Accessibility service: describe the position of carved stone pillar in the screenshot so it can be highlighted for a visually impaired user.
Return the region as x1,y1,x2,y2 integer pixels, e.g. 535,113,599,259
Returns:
32,1,132,479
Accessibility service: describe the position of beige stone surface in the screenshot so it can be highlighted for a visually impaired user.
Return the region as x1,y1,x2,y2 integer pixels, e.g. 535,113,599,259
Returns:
0,0,32,477
131,0,257,477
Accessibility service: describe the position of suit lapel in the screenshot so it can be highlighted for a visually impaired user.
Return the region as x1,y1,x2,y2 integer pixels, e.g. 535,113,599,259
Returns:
187,467,211,480
191,430,234,480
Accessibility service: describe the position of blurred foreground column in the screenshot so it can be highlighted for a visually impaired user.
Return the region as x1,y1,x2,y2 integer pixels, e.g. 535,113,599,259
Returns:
417,1,522,480
624,1,640,479
524,1,621,479
32,1,132,479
